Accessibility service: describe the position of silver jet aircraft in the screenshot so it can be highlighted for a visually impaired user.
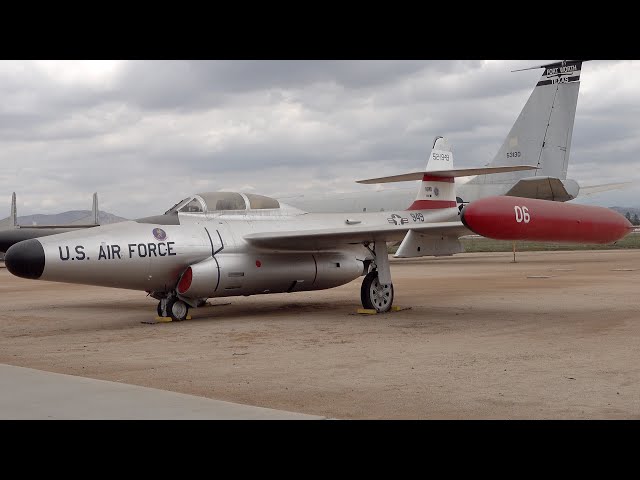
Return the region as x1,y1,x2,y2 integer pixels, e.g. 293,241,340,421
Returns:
6,137,631,321
7,134,631,322
5,141,540,320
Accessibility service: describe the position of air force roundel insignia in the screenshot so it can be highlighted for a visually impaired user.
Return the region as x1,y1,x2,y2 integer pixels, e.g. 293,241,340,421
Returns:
153,228,167,241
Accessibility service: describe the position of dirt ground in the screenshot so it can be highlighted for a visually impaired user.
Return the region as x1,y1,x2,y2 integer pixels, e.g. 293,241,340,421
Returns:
1,250,639,419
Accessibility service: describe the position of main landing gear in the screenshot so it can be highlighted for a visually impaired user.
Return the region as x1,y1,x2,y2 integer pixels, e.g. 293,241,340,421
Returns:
361,271,394,313
157,296,190,321
360,241,394,313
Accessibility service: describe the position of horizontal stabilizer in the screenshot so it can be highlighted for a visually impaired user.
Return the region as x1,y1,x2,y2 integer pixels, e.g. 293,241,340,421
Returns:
511,59,589,73
356,165,538,184
579,182,634,196
16,224,101,230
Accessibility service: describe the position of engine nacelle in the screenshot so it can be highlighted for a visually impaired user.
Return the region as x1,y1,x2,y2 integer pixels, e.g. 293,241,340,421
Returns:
312,253,365,290
176,253,365,300
177,257,219,299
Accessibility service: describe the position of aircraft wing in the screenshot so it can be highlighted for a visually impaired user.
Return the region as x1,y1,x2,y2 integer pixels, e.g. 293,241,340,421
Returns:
244,222,469,250
505,177,633,201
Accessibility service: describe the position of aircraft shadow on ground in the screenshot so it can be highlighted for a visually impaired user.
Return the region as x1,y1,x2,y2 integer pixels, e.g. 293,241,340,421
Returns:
51,299,359,324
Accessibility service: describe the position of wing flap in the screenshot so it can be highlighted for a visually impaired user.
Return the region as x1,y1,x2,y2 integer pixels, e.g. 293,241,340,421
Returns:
244,222,469,250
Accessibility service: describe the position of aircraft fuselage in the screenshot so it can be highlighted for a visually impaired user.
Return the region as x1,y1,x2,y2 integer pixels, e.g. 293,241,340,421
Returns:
6,206,461,297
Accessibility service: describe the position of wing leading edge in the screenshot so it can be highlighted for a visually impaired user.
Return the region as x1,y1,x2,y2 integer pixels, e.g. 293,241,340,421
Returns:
244,222,469,250
356,165,538,184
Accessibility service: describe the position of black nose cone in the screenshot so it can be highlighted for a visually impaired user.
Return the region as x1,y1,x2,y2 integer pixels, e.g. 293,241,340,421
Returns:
5,239,45,279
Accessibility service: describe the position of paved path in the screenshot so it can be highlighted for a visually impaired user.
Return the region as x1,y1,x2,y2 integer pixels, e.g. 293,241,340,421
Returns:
0,364,324,419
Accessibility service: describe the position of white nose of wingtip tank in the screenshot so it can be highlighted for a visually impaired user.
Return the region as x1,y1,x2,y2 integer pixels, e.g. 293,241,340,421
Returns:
5,238,46,279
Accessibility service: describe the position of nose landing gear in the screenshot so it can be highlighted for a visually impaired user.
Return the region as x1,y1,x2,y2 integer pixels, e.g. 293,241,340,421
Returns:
157,296,190,321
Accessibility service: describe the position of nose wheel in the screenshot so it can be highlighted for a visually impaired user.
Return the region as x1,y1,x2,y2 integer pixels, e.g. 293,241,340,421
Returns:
157,297,190,321
361,271,394,313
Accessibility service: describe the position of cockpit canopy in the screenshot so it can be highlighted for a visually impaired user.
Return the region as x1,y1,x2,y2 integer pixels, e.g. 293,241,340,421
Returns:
165,192,280,214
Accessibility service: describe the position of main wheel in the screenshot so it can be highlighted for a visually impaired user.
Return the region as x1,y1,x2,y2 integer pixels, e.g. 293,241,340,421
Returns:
360,271,394,313
169,299,189,322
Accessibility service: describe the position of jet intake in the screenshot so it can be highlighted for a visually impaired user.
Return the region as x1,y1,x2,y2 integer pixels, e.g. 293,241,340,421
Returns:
461,196,632,244
176,257,219,299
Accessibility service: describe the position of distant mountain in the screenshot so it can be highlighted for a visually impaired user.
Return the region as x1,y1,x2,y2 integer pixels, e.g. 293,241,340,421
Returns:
0,210,128,226
610,207,640,217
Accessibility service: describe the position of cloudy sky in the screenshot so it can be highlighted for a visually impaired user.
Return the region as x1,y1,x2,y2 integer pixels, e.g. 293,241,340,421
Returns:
1,60,638,219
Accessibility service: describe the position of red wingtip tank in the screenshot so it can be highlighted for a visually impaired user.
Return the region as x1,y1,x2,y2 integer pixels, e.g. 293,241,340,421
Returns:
461,196,633,244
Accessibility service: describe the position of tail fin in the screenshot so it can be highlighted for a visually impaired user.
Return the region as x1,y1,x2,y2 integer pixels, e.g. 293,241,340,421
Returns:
10,192,17,227
469,60,584,186
92,192,99,225
408,137,457,210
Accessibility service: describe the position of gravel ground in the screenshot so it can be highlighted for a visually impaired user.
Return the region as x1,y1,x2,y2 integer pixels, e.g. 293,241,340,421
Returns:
1,250,639,419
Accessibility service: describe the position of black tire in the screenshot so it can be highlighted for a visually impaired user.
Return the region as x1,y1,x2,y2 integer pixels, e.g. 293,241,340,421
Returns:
361,272,375,309
157,299,168,317
169,299,189,322
163,298,176,319
361,271,394,313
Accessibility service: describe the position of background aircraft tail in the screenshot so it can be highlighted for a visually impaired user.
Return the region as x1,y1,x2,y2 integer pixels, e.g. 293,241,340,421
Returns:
0,192,18,228
8,192,102,228
469,60,583,186
92,192,99,225
10,192,17,227
68,192,100,226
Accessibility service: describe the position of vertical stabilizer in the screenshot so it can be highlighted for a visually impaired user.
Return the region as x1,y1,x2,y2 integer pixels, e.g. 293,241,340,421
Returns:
408,136,457,210
92,192,99,225
10,192,17,227
469,60,583,185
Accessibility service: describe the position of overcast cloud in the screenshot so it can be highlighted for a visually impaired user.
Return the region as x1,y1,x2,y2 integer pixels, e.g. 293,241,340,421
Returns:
0,60,638,218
